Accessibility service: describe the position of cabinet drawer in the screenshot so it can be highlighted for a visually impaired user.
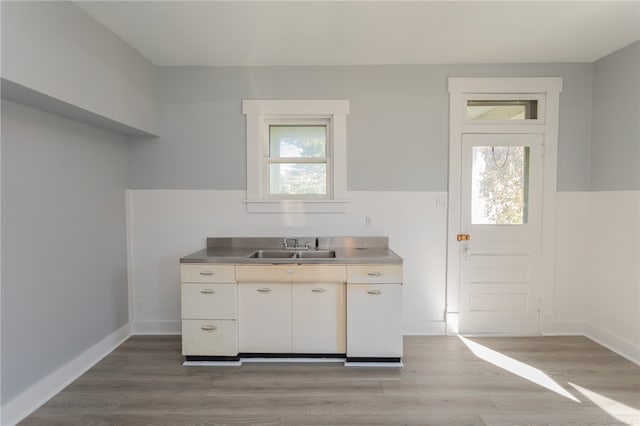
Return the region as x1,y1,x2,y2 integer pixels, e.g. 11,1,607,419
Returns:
236,265,292,282
290,265,346,282
181,283,237,320
236,265,346,283
181,264,235,283
347,265,402,283
182,320,238,356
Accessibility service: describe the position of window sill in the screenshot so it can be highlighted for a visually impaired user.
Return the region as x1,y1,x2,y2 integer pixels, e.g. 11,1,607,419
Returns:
244,199,350,214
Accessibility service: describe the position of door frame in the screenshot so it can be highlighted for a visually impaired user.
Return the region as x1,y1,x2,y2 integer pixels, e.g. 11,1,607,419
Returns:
446,77,563,335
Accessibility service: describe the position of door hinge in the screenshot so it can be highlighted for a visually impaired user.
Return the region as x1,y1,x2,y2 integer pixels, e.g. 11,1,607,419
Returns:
457,234,470,241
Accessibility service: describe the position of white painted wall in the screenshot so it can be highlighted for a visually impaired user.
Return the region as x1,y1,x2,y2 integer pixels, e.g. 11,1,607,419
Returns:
0,2,158,135
585,191,640,364
127,190,448,335
553,192,589,334
128,189,614,343
552,190,640,364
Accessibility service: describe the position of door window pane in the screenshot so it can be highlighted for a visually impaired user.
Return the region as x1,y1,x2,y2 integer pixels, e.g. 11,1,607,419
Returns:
467,100,538,121
270,163,327,195
471,146,530,225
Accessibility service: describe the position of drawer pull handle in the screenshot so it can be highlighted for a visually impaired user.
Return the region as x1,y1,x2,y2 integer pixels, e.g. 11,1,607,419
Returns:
199,271,214,276
311,288,326,293
367,272,382,277
201,325,218,331
257,288,272,293
200,289,215,294
367,289,382,295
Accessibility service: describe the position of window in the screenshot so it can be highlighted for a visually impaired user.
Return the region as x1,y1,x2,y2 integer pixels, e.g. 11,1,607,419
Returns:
268,123,329,197
471,145,531,225
464,94,543,124
243,100,349,213
467,99,538,121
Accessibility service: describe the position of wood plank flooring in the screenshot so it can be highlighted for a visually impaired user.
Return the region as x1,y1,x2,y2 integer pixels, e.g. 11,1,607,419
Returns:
20,336,640,425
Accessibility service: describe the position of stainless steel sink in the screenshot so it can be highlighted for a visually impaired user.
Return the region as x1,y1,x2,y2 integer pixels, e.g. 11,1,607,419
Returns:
295,250,336,259
247,250,297,259
247,250,336,259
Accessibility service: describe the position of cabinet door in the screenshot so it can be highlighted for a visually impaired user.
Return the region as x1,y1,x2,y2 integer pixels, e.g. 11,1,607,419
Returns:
182,320,238,356
292,283,346,354
238,283,292,353
347,284,403,358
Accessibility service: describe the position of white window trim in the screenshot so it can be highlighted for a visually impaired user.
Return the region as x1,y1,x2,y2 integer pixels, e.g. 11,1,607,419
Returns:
243,100,350,214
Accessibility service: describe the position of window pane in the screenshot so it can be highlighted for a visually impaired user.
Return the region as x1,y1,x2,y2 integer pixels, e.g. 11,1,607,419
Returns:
270,163,327,195
270,126,326,158
467,100,538,121
471,146,530,225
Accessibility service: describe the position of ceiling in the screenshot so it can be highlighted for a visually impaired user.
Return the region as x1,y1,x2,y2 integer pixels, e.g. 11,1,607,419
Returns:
75,1,640,67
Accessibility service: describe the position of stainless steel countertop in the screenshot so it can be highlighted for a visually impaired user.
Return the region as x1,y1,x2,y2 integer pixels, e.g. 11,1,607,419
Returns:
180,237,402,265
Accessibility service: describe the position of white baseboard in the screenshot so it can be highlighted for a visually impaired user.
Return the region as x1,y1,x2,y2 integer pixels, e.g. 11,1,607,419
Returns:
585,322,640,366
549,320,586,336
402,320,446,335
1,323,131,426
133,320,181,335
445,312,459,335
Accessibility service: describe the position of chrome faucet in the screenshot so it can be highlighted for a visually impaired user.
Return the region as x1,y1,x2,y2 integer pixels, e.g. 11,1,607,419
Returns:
283,237,297,249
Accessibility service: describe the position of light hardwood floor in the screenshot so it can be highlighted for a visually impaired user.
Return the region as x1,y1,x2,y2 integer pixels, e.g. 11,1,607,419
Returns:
20,336,640,425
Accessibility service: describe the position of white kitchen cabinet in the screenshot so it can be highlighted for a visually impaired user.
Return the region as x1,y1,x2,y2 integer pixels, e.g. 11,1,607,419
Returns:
238,283,292,353
347,265,403,360
292,283,346,354
236,265,347,355
181,264,238,357
180,259,402,362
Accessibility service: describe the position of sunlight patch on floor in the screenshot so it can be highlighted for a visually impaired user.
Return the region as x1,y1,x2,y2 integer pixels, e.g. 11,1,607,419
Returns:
459,336,580,402
569,382,640,425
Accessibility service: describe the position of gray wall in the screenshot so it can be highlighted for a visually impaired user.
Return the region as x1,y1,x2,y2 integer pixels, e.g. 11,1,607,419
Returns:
1,100,129,404
1,1,158,135
127,63,593,191
590,41,640,191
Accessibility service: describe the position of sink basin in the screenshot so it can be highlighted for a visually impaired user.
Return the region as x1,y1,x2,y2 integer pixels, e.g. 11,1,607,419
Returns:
296,250,336,259
247,250,297,259
246,250,336,259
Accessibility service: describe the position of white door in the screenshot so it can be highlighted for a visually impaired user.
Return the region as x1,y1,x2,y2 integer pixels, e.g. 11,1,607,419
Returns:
458,133,544,334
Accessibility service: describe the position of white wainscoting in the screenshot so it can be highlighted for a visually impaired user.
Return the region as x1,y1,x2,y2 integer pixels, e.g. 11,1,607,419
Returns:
126,190,449,336
553,191,589,334
553,191,639,364
585,190,640,364
125,189,639,364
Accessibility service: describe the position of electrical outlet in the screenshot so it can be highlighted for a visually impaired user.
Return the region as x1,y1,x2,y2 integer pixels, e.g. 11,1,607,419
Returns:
365,216,374,228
